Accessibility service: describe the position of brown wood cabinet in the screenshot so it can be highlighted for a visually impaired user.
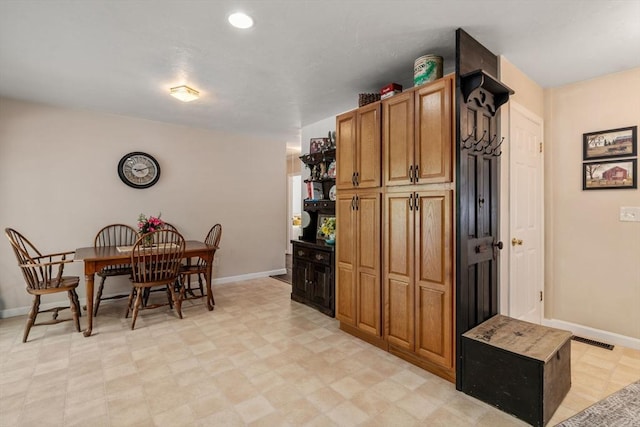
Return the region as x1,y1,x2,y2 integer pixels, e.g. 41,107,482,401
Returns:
335,190,383,345
336,102,381,190
383,75,453,187
384,189,454,380
335,75,456,381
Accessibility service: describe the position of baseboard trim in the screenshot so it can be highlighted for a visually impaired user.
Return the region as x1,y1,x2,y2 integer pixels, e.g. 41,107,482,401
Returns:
543,318,640,350
0,269,288,319
213,269,287,285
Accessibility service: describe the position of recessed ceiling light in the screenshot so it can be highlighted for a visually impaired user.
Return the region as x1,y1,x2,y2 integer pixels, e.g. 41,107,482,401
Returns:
228,12,253,29
169,85,199,102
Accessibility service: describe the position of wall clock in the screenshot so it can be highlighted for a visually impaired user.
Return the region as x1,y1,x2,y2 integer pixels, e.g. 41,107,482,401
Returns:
117,151,161,189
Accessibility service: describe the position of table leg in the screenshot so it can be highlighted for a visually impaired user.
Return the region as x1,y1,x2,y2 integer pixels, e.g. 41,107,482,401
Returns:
83,272,95,337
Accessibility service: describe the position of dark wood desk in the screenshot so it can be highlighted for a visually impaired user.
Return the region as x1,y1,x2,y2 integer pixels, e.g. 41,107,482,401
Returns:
75,240,216,337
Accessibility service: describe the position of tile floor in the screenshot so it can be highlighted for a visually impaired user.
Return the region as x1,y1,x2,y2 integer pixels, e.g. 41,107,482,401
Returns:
1,277,638,426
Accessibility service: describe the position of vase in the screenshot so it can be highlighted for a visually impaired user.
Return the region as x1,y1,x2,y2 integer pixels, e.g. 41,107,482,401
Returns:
325,234,335,245
142,234,154,248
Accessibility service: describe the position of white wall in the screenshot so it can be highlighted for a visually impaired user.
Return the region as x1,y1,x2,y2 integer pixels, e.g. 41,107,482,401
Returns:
544,68,640,340
0,98,287,316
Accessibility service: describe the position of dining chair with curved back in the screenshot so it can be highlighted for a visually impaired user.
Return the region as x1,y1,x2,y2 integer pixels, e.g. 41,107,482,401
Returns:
5,228,81,342
93,224,138,316
162,222,178,232
125,228,185,330
181,224,222,302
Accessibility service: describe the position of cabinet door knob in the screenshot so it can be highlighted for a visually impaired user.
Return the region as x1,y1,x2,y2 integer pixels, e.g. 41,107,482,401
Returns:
414,165,419,183
409,193,413,210
409,165,414,182
414,192,419,211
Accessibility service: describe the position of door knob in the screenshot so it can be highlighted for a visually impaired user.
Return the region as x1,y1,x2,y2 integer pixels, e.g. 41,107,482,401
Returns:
511,238,523,246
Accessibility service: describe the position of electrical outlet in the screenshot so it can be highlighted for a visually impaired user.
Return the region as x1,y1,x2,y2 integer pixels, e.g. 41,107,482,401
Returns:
620,207,640,222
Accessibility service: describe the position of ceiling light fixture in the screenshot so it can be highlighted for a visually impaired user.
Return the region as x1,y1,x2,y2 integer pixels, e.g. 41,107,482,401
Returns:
169,85,199,102
228,12,253,29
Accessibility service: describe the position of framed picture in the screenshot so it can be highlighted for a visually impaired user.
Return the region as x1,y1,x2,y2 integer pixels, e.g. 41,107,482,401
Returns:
583,126,637,161
316,214,335,241
583,159,637,190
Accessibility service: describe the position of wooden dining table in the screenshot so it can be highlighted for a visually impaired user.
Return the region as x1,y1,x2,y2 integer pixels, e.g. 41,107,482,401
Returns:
74,240,216,337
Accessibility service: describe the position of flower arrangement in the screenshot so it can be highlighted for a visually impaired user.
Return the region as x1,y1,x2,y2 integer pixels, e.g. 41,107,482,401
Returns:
320,217,336,238
137,213,164,235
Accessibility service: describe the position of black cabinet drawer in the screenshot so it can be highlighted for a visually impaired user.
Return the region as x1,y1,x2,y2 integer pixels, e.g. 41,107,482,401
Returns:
294,247,331,266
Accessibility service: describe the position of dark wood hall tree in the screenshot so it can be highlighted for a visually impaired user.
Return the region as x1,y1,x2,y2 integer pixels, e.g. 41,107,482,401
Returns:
454,28,514,390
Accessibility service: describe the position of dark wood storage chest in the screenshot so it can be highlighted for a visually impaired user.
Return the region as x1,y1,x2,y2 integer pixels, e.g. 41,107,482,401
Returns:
460,315,572,426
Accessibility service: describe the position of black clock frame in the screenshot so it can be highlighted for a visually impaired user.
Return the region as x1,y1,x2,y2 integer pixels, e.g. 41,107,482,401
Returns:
117,151,161,189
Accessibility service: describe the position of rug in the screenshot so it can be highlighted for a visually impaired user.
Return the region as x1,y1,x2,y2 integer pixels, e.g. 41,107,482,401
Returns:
270,271,292,285
555,380,640,426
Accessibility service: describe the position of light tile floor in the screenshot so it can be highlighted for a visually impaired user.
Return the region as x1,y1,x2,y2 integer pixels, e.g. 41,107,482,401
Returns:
1,277,638,426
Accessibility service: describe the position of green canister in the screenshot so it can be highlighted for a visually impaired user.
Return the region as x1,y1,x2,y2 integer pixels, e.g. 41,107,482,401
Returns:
414,55,443,86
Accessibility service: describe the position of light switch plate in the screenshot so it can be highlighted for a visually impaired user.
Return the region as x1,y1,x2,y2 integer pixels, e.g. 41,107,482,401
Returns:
620,207,640,222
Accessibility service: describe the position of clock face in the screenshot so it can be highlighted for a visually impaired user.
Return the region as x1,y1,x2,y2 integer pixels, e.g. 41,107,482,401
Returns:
117,152,161,189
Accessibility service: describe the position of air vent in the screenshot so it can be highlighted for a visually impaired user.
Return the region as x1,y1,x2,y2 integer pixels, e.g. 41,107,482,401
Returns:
572,335,614,350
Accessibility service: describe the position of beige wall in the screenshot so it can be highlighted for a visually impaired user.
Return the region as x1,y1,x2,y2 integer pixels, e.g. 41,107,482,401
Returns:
0,98,287,316
544,68,640,339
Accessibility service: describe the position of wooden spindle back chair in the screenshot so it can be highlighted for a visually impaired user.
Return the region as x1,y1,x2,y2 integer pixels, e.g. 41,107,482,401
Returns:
93,224,138,316
125,229,185,329
4,228,81,342
181,224,222,302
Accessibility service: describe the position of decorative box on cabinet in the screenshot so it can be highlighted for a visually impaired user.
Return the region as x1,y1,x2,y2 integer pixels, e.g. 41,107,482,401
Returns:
291,240,335,317
460,315,572,427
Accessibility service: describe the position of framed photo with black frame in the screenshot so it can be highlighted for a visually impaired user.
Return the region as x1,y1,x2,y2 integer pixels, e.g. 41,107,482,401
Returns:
583,159,637,190
583,126,637,161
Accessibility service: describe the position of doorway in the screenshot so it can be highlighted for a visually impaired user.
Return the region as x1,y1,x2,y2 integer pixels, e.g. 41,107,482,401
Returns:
287,174,302,254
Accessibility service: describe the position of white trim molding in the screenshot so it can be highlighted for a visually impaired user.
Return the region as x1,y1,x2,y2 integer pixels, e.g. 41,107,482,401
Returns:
543,318,640,350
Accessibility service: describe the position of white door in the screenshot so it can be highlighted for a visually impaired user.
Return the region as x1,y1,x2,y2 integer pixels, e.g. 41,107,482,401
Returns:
509,103,544,323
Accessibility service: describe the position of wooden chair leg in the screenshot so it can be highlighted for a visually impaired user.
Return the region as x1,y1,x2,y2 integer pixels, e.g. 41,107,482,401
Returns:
23,295,40,343
94,276,107,316
168,284,182,319
71,289,82,318
125,288,136,318
67,290,81,332
130,287,144,330
198,273,204,297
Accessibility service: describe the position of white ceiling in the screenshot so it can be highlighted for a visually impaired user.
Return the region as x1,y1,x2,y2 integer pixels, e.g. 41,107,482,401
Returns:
1,1,639,144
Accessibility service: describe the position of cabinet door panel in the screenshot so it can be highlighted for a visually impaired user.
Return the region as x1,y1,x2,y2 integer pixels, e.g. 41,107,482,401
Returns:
384,192,414,349
415,191,453,368
311,263,332,307
383,92,414,187
292,259,308,298
357,104,381,188
357,192,381,336
358,271,380,336
336,111,357,189
415,76,453,184
336,194,357,325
